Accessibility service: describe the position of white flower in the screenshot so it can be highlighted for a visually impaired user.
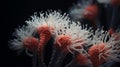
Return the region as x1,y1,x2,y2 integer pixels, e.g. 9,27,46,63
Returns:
26,10,70,35
69,1,90,20
9,10,71,53
90,29,120,62
9,25,36,52
54,20,93,54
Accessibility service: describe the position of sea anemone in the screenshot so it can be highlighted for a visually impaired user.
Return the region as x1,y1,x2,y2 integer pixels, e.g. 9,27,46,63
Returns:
88,29,120,67
9,25,37,53
69,1,91,20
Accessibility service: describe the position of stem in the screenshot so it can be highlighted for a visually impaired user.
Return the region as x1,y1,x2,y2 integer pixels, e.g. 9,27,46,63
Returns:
32,48,38,67
100,62,116,67
38,56,45,67
38,35,47,67
65,59,78,67
66,53,93,67
48,47,61,67
54,52,66,67
25,48,39,67
66,59,91,67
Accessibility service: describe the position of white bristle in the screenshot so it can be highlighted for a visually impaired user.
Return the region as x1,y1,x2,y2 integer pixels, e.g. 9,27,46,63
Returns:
9,25,36,52
9,10,72,53
54,19,93,54
69,1,90,20
91,29,120,62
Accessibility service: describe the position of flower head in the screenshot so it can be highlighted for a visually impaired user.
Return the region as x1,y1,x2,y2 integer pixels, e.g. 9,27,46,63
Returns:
54,19,93,54
111,0,120,5
9,10,71,54
88,29,120,67
69,1,90,20
68,24,93,54
83,4,98,21
9,25,37,53
75,53,90,66
25,11,71,51
26,11,70,35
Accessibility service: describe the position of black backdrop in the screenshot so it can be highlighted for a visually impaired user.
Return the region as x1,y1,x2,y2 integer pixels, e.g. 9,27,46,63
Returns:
3,0,120,67
5,0,76,67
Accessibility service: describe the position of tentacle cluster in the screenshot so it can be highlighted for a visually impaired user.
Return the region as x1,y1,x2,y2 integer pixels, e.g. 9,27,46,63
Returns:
9,9,120,67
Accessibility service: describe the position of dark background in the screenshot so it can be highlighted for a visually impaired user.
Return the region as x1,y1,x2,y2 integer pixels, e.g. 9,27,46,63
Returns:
5,0,76,67
2,0,120,67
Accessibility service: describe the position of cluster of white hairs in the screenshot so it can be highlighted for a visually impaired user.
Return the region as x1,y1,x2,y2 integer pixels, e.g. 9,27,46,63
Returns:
9,25,37,52
9,10,93,53
9,10,120,67
26,11,70,35
91,29,120,62
54,20,93,52
69,0,91,20
73,31,120,67
69,0,115,22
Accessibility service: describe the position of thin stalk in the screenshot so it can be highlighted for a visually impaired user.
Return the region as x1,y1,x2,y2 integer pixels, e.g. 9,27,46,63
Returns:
38,51,45,67
48,47,61,67
32,48,38,67
54,52,67,67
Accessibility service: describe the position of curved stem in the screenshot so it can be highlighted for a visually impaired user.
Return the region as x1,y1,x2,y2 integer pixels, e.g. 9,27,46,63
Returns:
38,35,48,67
54,52,66,67
25,48,38,67
32,48,38,67
38,50,45,67
65,59,78,67
48,47,61,67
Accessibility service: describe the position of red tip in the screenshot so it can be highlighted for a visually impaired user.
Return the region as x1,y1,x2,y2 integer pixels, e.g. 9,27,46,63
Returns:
108,28,115,35
55,35,72,53
23,37,38,52
37,25,52,35
83,5,98,21
76,53,89,66
88,43,108,67
109,28,120,40
37,25,53,52
111,0,120,6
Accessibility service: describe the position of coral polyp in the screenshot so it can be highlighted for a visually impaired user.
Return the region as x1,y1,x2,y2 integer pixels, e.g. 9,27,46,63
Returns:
55,35,71,51
23,37,38,52
8,0,120,67
88,43,107,67
83,4,98,21
88,29,120,67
